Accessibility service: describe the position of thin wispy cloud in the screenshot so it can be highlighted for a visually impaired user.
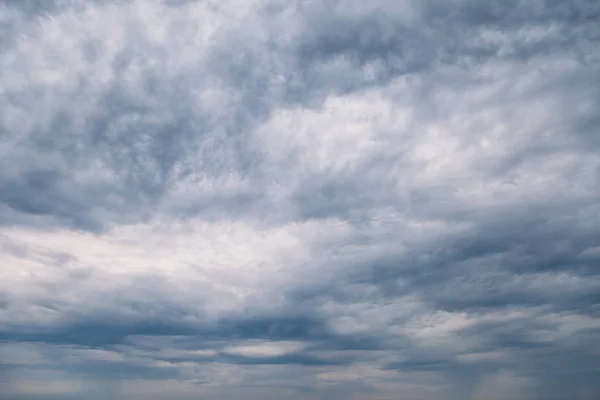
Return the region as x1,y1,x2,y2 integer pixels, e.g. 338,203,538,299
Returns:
1,0,599,399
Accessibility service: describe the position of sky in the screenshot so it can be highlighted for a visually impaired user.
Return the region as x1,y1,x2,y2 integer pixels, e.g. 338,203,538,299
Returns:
0,0,599,399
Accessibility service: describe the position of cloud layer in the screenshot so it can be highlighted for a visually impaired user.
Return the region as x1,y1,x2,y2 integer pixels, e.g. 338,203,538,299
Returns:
1,0,599,399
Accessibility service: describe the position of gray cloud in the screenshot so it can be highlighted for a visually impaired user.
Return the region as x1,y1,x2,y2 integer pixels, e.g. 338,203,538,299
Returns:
1,0,599,399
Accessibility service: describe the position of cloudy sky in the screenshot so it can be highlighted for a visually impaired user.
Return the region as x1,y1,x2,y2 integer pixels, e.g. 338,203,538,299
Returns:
1,0,599,399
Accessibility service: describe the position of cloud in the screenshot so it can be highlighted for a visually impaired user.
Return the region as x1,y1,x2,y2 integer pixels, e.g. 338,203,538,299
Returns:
222,341,305,358
1,0,599,399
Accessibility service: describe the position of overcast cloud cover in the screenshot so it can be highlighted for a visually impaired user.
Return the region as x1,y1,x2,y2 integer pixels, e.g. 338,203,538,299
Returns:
0,0,599,399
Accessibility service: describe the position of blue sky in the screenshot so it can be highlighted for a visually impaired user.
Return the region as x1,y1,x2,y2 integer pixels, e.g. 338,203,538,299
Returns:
0,0,599,399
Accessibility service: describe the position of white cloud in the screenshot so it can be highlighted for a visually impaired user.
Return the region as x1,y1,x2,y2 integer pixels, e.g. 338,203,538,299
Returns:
223,340,305,358
316,364,396,382
0,216,355,328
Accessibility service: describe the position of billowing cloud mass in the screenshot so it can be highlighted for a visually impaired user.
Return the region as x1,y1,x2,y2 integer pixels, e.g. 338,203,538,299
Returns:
1,0,599,399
